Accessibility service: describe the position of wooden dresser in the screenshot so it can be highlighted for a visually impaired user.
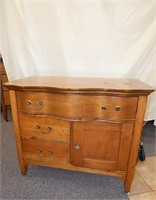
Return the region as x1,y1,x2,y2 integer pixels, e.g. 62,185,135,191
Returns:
0,59,11,121
4,76,154,192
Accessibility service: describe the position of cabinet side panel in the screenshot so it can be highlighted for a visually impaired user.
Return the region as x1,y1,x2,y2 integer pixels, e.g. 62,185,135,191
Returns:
9,90,27,174
125,96,147,192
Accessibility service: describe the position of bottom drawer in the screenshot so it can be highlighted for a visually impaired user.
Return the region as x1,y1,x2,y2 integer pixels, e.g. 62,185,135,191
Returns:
22,139,70,164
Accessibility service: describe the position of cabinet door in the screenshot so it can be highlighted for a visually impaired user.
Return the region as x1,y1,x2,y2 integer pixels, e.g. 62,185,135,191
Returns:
71,121,133,171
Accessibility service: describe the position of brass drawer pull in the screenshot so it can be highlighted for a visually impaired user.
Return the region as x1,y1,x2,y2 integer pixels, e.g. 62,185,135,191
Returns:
36,124,52,134
27,100,44,110
101,106,107,110
37,149,53,157
116,106,121,111
75,143,81,150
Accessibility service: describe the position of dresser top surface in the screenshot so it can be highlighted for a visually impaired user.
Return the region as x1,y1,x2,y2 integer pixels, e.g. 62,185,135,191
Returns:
4,76,155,95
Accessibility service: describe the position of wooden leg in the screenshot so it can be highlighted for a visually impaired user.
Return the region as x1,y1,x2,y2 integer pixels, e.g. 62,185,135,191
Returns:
1,92,8,121
124,97,147,193
124,169,135,193
1,96,8,121
3,107,8,121
20,163,28,175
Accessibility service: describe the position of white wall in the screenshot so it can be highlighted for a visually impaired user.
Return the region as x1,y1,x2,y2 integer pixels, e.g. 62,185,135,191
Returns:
0,1,156,123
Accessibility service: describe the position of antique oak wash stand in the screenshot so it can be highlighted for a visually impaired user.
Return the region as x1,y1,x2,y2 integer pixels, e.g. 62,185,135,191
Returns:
0,58,11,121
4,76,154,192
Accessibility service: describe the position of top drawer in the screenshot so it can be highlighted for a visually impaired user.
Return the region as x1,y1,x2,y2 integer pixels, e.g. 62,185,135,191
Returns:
16,91,138,121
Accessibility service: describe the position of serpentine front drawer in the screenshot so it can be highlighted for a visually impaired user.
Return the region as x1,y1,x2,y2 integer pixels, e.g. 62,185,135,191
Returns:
16,91,138,121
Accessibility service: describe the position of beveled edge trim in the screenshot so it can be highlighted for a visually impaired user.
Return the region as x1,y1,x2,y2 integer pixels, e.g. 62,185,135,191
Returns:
4,86,155,96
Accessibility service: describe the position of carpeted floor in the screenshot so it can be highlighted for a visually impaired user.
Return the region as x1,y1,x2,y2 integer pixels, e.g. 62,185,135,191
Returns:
0,112,155,200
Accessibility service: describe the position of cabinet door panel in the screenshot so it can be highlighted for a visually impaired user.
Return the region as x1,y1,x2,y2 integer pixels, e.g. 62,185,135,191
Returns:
71,121,133,171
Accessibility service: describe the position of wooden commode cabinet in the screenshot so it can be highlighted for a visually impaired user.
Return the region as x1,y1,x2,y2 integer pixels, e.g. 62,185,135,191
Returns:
4,76,154,192
0,58,11,121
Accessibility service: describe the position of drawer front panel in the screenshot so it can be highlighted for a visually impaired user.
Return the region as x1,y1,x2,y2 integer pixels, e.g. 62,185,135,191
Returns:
19,114,70,142
16,91,82,117
82,96,138,120
22,139,69,163
16,91,138,120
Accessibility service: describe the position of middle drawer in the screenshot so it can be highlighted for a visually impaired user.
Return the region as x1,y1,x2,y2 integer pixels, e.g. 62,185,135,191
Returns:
19,114,70,142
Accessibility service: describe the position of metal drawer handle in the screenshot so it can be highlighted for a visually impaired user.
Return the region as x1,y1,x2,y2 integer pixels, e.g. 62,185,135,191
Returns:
75,143,81,150
101,106,107,110
27,100,44,110
116,106,121,111
37,149,53,157
36,124,52,134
